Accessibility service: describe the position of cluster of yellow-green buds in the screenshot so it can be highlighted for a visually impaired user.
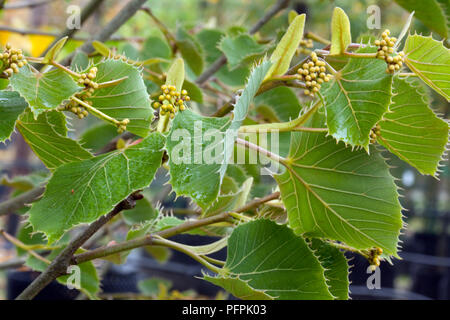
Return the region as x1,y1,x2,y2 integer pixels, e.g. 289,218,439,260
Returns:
65,96,90,119
1,43,27,77
152,84,190,119
374,29,405,74
296,52,332,97
77,66,99,94
368,247,383,269
369,123,381,144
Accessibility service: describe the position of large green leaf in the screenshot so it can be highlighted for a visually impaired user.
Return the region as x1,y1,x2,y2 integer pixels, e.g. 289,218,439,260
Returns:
220,61,272,180
16,109,93,171
10,65,81,117
275,114,403,256
28,132,165,243
394,0,448,38
166,110,230,209
219,34,267,70
321,46,393,149
204,219,333,300
403,34,450,101
88,59,153,137
378,77,449,176
308,239,349,300
0,91,28,142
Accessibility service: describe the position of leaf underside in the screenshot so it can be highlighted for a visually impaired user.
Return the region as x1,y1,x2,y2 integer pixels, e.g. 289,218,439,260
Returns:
204,219,334,300
321,46,393,148
17,109,93,171
403,34,450,101
378,77,449,176
275,113,403,256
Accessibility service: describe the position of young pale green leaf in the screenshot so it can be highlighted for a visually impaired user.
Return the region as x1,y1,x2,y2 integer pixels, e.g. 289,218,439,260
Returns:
275,113,403,256
219,34,267,70
266,14,305,79
10,65,81,117
42,36,68,64
330,7,352,55
71,51,90,71
16,109,93,171
166,110,230,209
403,34,450,101
220,60,272,180
378,77,449,176
321,46,393,149
92,41,111,57
288,10,298,24
203,219,333,300
165,57,185,91
394,0,448,38
308,239,350,300
88,59,153,137
0,91,28,143
28,132,165,243
26,247,99,299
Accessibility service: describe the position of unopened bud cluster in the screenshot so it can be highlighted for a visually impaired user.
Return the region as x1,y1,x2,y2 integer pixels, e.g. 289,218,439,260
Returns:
368,247,383,268
1,43,27,77
369,123,381,144
152,84,190,119
65,96,90,119
296,52,332,97
374,30,404,74
77,66,99,92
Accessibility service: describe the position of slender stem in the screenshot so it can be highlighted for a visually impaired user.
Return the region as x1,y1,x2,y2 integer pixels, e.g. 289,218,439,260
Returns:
343,52,377,59
0,257,26,271
229,212,252,222
96,76,128,89
398,73,418,77
0,229,50,265
325,240,369,259
152,236,222,274
0,185,46,217
236,138,285,163
51,61,82,77
141,6,176,51
2,0,55,10
71,96,121,127
239,99,321,133
305,31,330,45
201,255,226,267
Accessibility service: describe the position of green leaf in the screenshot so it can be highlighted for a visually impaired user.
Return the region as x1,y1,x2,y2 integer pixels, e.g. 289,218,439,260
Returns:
10,65,81,117
220,60,272,180
71,51,90,71
275,113,403,256
43,36,68,64
266,14,305,78
330,7,352,55
176,28,204,75
203,219,333,300
321,46,393,149
87,59,153,137
79,123,118,153
166,110,230,209
16,224,47,256
26,247,99,299
308,239,349,300
378,77,449,176
403,34,450,101
16,109,93,171
254,87,303,122
394,0,448,38
219,34,267,70
122,196,158,225
28,132,165,243
182,79,203,103
0,91,28,143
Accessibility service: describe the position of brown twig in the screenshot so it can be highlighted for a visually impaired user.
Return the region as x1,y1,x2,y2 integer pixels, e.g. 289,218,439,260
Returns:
16,192,142,300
